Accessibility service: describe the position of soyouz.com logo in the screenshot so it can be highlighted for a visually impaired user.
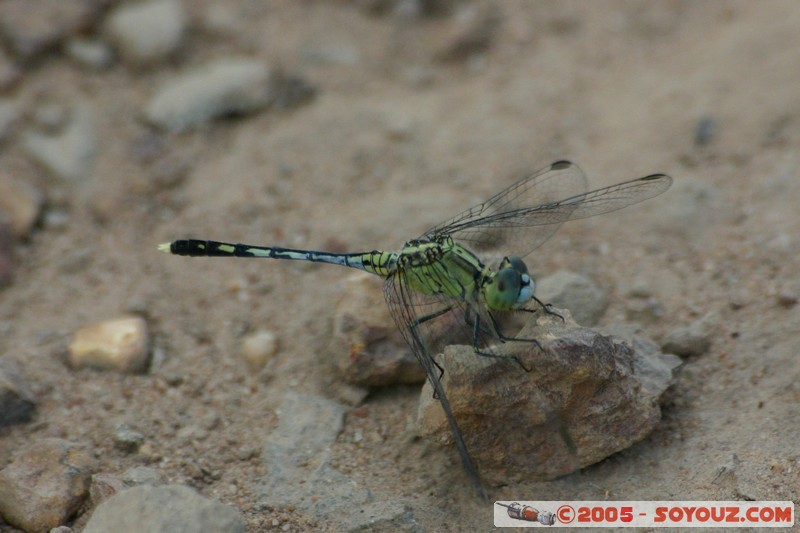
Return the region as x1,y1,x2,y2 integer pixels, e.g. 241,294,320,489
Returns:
494,501,795,528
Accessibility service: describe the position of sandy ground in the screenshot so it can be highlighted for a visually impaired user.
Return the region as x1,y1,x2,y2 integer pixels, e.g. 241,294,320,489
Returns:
1,1,799,531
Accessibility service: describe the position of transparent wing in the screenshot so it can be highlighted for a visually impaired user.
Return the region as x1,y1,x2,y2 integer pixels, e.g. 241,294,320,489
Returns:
383,270,490,498
383,260,579,495
421,160,672,261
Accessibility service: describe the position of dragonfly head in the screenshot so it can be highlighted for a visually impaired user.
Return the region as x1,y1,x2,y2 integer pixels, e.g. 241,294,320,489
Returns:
486,256,534,310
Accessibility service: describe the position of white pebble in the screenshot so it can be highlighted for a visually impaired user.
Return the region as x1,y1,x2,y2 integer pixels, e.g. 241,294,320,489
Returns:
241,330,278,369
69,316,150,373
104,0,187,67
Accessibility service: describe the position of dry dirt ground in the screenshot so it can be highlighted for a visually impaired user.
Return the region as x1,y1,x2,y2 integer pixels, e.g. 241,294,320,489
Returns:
1,1,799,531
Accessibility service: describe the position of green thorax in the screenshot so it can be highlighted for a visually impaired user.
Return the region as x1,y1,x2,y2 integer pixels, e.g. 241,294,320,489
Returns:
392,235,533,312
396,235,492,302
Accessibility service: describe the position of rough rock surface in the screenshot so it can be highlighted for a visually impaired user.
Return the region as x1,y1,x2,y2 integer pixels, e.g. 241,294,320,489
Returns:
418,308,681,486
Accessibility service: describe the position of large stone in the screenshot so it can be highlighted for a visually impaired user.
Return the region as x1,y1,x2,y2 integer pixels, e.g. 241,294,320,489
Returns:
144,58,275,133
417,308,681,486
0,438,95,532
83,485,244,533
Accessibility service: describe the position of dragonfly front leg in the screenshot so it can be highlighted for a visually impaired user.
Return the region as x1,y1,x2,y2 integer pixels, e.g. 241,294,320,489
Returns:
517,296,565,323
469,310,533,372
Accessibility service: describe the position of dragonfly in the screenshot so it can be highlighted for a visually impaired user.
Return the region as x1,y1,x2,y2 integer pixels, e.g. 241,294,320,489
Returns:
159,160,672,499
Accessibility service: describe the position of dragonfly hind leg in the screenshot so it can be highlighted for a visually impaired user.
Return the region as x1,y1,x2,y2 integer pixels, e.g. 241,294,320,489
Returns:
410,305,454,398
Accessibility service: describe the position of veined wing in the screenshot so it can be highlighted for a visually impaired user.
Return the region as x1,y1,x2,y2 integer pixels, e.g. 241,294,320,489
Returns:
420,161,587,256
383,262,576,496
421,160,672,261
383,268,488,499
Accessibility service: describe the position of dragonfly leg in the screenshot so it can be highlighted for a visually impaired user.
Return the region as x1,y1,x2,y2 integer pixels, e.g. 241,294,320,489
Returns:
411,305,454,398
469,311,533,372
533,295,565,322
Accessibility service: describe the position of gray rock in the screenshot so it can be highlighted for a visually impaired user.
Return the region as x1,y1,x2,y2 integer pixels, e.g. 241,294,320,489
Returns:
259,393,405,528
83,485,244,533
0,438,95,532
22,103,96,180
104,0,187,66
662,312,717,357
535,270,609,326
122,466,165,487
112,423,145,453
144,58,276,133
417,308,681,486
0,358,36,426
261,393,355,494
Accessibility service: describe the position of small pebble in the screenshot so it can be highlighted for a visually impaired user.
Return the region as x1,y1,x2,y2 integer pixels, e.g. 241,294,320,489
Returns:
104,0,187,67
662,312,717,357
694,116,716,146
777,289,798,308
68,316,150,373
626,279,653,298
112,423,145,453
65,38,114,70
121,466,164,487
241,330,279,369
